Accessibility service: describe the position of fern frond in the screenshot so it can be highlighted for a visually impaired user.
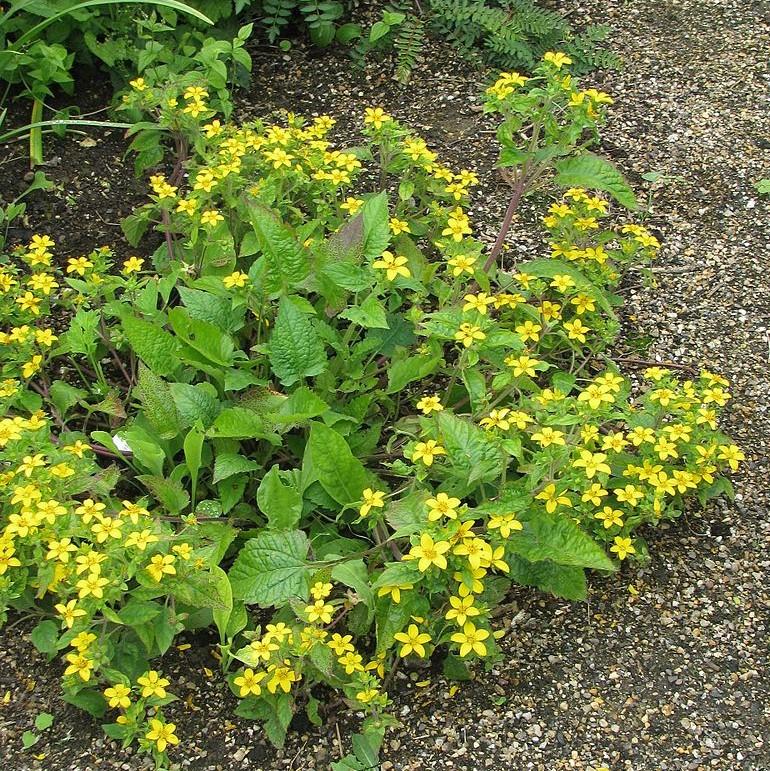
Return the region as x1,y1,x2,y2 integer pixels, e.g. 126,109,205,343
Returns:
393,14,426,83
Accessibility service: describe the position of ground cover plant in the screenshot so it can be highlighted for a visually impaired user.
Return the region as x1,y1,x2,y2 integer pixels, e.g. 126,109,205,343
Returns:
0,53,744,769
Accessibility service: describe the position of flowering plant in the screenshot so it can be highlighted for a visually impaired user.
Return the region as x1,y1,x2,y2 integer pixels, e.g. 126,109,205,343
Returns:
0,55,743,767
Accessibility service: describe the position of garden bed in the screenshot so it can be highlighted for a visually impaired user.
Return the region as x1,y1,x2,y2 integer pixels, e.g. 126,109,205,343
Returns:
1,0,769,769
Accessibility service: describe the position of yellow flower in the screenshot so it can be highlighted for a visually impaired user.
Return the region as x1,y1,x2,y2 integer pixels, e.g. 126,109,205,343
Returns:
176,198,198,216
70,631,97,652
122,256,144,274
233,668,266,697
717,444,745,470
504,354,541,378
359,488,386,517
22,355,43,378
203,119,223,137
487,513,522,538
393,624,431,657
447,254,477,276
310,581,333,600
450,622,490,657
426,492,461,521
363,107,392,130
531,427,566,447
411,440,446,466
445,594,480,626
129,77,146,91
463,292,496,315
137,670,170,698
563,319,590,343
610,536,635,560
55,599,86,629
340,197,364,214
535,483,572,513
338,651,364,673
372,251,410,280
64,652,94,681
572,450,611,479
408,533,451,572
416,394,444,414
267,663,299,693
515,321,542,343
305,599,334,624
223,271,249,289
376,583,413,604
581,483,608,506
327,633,355,656
480,408,511,431
46,537,77,563
441,207,472,241
594,506,624,529
145,719,179,753
35,328,57,347
104,683,131,709
543,51,572,69
124,529,159,551
200,209,224,227
66,256,93,275
76,573,109,599
146,554,176,582
16,292,42,315
389,217,411,235
454,322,486,347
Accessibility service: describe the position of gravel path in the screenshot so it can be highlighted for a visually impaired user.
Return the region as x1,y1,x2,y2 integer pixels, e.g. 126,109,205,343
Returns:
2,1,769,769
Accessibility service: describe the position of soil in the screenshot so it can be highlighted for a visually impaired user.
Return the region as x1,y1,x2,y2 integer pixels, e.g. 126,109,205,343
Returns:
1,0,769,769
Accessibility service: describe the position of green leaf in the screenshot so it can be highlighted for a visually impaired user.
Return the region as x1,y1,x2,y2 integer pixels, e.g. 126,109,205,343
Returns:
136,475,189,515
361,191,390,259
169,382,221,428
210,565,234,643
34,712,54,731
331,559,374,624
183,424,205,503
268,297,327,387
213,453,260,484
168,306,235,367
386,353,441,394
307,422,369,505
170,569,230,611
30,620,58,655
178,286,240,332
435,411,506,491
208,407,280,443
340,295,389,329
554,152,637,209
49,380,87,416
229,530,310,607
247,203,309,294
257,465,303,530
135,364,180,440
443,653,472,681
511,511,616,571
121,313,179,377
62,689,106,717
321,262,373,292
508,555,587,600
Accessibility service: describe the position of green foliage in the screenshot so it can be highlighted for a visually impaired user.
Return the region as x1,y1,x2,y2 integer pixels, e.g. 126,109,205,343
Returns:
0,57,743,769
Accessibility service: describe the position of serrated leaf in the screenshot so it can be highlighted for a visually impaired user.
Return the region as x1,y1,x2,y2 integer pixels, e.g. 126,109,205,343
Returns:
307,422,369,505
121,313,179,377
508,555,587,600
435,411,506,491
257,465,302,530
169,382,221,428
213,453,260,484
268,297,327,387
361,191,390,259
229,530,310,607
247,203,310,294
554,152,637,209
135,364,180,440
511,511,615,571
340,295,389,329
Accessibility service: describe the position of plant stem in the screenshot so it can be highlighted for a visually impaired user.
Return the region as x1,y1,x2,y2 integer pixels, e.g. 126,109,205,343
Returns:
483,169,528,273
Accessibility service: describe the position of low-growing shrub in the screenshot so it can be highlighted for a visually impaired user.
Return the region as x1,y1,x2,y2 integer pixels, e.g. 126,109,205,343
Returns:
0,55,743,767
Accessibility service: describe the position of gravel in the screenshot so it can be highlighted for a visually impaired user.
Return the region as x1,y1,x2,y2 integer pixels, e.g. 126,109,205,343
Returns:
1,0,769,768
